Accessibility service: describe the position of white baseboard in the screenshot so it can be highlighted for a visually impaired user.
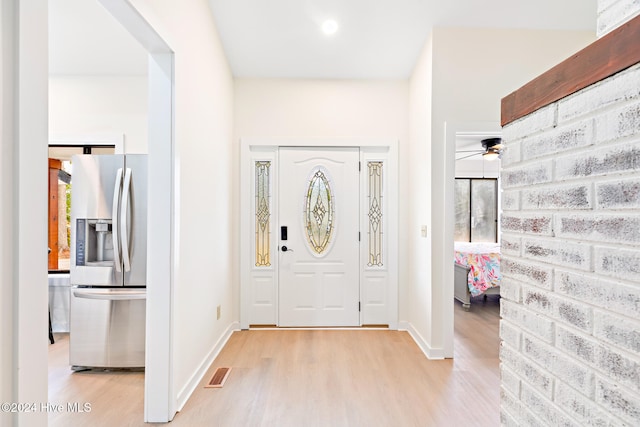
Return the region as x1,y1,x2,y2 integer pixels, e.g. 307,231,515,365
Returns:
398,321,445,360
175,321,240,411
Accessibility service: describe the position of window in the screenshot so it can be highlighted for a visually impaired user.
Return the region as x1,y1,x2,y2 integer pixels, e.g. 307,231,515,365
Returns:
454,178,498,243
48,145,115,272
304,167,335,255
367,161,384,267
254,161,271,267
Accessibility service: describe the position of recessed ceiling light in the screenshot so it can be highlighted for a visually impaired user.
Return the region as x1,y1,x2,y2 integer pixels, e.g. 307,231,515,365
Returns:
321,19,338,36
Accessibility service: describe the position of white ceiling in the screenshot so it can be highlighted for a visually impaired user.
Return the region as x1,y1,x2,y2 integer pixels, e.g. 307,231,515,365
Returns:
49,0,147,76
49,0,597,78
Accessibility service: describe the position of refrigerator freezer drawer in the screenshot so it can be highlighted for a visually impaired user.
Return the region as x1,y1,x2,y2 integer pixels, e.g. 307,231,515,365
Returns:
70,288,146,368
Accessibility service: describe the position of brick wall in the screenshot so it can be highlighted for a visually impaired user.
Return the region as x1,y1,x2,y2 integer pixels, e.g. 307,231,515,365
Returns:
597,0,640,37
499,62,640,426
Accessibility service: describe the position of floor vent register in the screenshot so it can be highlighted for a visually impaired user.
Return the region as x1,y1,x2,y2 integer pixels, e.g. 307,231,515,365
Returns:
205,367,232,388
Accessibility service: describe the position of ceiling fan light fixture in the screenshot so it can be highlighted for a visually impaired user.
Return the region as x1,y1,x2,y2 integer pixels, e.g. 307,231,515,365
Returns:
481,137,502,151
483,147,501,161
481,137,502,161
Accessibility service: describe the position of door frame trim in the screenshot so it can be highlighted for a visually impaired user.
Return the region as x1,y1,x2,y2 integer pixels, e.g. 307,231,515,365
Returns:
240,138,399,330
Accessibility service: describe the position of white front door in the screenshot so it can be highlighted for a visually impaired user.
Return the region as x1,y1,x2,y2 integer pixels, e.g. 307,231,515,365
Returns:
278,147,360,327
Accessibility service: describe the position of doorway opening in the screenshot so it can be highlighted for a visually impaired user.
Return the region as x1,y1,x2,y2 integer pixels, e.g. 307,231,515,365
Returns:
444,122,502,358
48,0,174,422
278,147,360,327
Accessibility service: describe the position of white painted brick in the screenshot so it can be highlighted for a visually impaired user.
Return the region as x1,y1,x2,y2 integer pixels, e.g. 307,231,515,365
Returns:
500,340,521,370
500,387,549,427
521,183,593,210
522,119,595,160
522,237,592,271
503,389,547,427
522,285,593,332
556,325,599,364
555,269,640,319
501,299,555,344
501,363,521,397
595,377,640,425
501,256,553,290
501,189,521,211
594,246,640,282
499,277,522,303
501,387,524,425
501,138,521,165
500,319,522,350
558,63,640,122
500,24,640,425
502,104,557,142
501,235,521,257
501,213,553,236
595,101,640,143
518,356,555,398
596,177,640,209
520,383,582,427
555,141,640,180
518,408,550,427
556,325,640,393
500,409,519,427
598,0,625,13
597,0,640,37
593,310,640,354
555,382,621,427
595,346,640,394
554,213,640,245
502,161,553,189
523,334,595,397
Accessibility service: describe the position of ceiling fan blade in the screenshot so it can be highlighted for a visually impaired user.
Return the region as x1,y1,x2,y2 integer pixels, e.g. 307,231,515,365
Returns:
455,152,482,161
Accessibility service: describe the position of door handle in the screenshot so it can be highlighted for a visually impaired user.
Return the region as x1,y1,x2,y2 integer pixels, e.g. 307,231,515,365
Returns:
112,168,123,272
120,168,132,272
281,246,293,252
73,289,146,301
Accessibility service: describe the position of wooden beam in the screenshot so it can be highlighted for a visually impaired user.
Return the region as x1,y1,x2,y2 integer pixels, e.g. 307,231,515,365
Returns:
501,14,640,127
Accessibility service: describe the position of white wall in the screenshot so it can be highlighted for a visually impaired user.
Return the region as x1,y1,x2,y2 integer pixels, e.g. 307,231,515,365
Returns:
0,0,15,421
234,79,408,140
234,77,409,317
406,27,596,357
49,76,148,153
129,0,235,412
1,1,49,426
407,35,435,352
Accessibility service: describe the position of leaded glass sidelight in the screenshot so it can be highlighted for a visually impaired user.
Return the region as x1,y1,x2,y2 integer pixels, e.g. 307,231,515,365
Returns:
367,162,384,267
255,161,271,267
305,168,334,255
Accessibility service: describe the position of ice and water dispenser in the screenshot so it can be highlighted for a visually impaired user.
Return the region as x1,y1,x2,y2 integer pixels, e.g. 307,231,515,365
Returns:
75,218,114,266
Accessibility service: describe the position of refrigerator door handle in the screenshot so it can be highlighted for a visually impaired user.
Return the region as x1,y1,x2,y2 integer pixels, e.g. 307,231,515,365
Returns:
73,289,146,301
112,168,124,272
121,168,133,272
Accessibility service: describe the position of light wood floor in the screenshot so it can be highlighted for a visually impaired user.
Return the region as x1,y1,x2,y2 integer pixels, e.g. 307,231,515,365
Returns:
48,296,500,426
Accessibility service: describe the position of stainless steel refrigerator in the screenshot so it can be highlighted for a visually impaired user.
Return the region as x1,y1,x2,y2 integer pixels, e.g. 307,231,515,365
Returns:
69,154,147,369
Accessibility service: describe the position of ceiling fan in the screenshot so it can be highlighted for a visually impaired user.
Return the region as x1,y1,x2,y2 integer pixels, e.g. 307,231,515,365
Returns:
455,137,503,161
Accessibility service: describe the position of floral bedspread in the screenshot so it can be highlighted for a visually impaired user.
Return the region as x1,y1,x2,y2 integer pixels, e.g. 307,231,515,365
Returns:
454,246,501,296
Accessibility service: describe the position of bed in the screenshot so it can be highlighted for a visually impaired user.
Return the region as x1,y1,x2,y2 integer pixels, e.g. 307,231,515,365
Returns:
454,242,501,310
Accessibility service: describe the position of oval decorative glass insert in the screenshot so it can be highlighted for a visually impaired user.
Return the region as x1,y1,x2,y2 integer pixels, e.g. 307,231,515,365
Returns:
305,168,334,254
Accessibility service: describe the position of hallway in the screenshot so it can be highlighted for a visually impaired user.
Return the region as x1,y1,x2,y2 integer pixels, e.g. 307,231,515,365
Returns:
48,296,500,426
